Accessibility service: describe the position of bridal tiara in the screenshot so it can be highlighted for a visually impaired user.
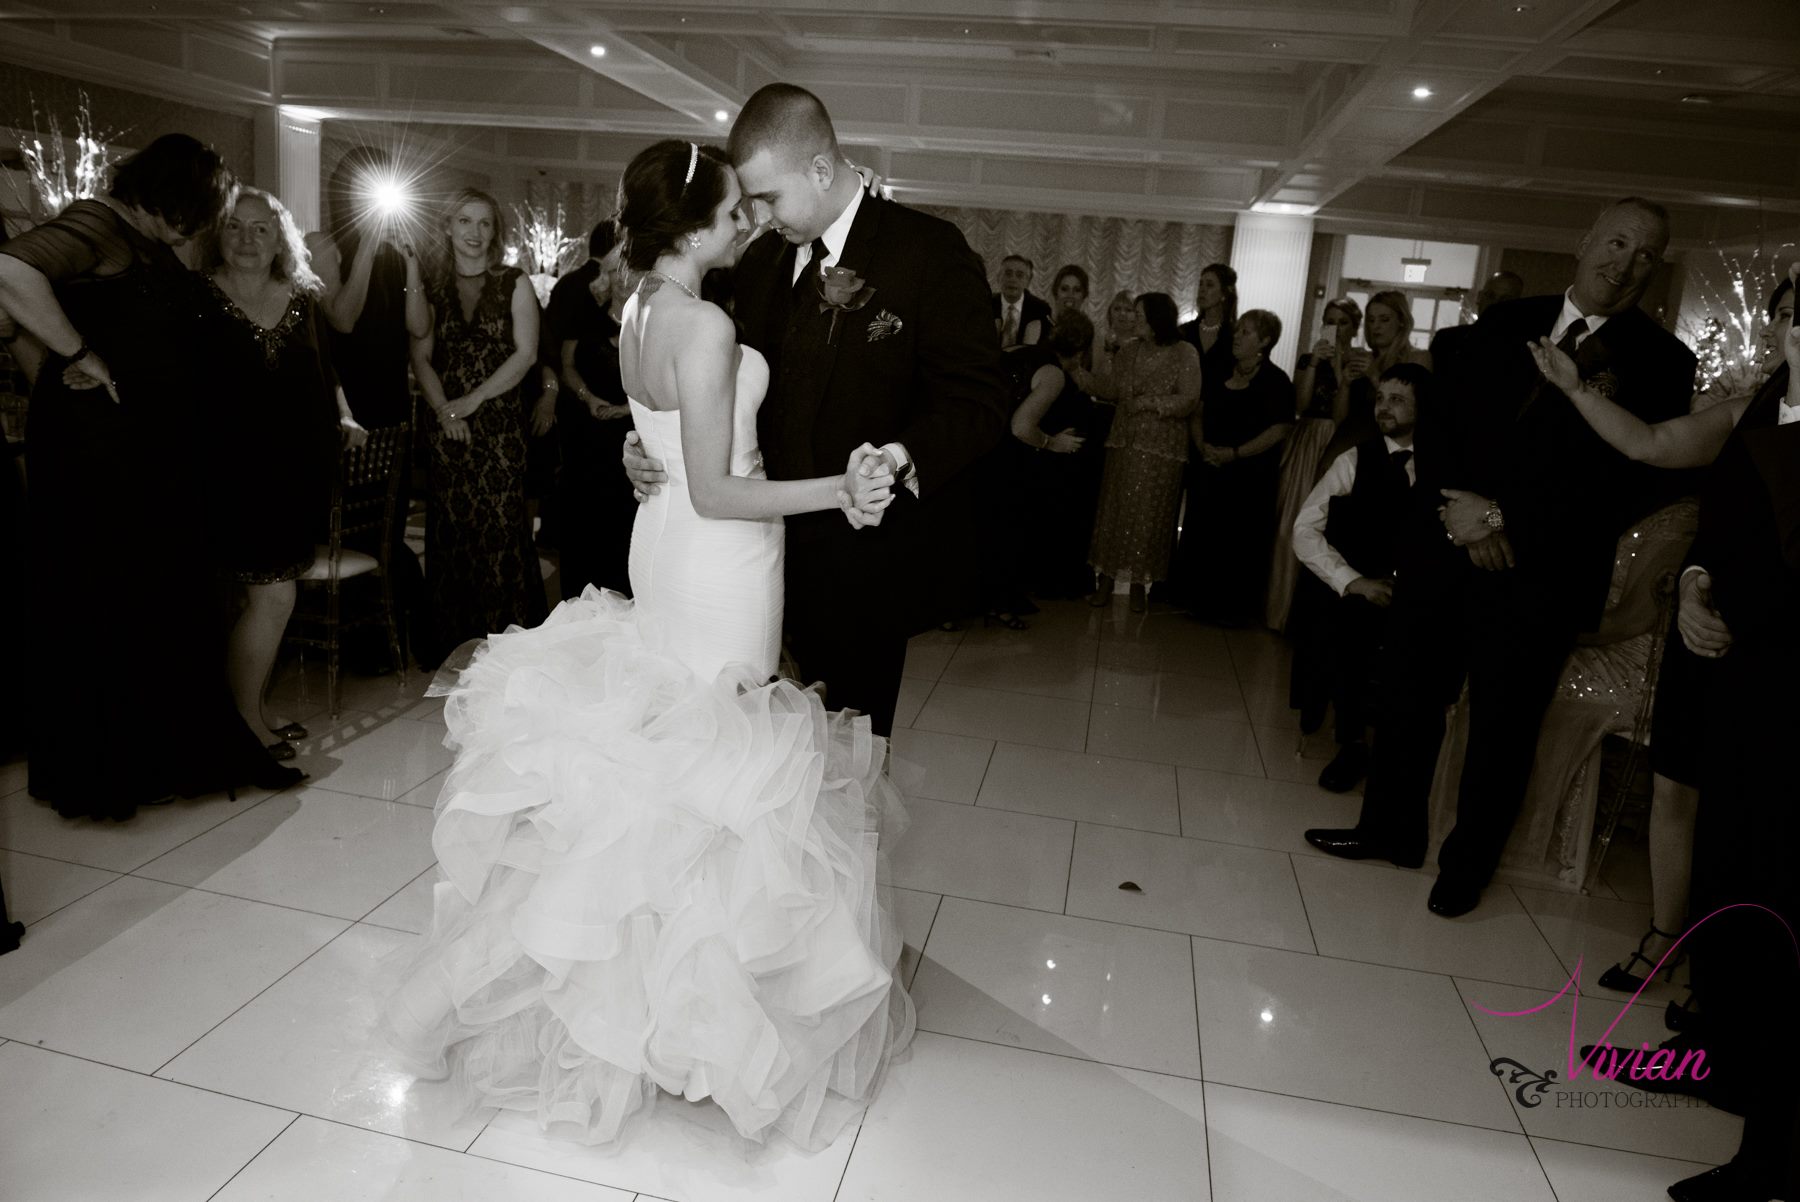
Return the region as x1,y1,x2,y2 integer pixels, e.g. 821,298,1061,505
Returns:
683,142,699,190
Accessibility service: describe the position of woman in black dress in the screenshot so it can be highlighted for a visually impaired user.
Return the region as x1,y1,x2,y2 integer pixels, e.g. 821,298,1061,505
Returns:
1174,310,1295,625
1020,311,1101,598
407,188,545,667
0,134,301,817
201,187,363,754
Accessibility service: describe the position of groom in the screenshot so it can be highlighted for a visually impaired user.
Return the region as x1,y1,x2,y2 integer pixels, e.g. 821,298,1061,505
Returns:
625,83,1006,735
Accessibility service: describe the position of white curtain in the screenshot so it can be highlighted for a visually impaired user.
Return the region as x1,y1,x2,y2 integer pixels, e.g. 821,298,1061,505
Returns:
921,204,1233,325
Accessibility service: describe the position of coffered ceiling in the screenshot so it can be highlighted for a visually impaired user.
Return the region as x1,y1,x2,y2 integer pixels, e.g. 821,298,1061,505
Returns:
2,0,1797,249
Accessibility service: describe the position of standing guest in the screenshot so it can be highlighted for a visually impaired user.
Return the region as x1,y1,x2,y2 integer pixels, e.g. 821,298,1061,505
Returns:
1289,363,1427,792
1429,270,1523,376
308,147,423,429
1305,198,1697,918
407,188,545,667
1050,264,1090,314
1173,310,1294,625
1177,263,1239,398
1267,297,1362,629
307,147,427,668
1092,288,1140,381
1022,310,1101,598
993,254,1051,347
0,133,302,817
1078,292,1201,613
1317,289,1432,474
201,188,365,757
547,220,636,599
972,345,1059,628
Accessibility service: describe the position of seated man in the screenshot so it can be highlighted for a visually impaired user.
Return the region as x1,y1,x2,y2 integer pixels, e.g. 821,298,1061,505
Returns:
1289,363,1428,792
1304,197,1696,918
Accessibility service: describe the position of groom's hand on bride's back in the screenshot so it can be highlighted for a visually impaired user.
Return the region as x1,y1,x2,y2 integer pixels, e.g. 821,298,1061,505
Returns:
622,430,667,502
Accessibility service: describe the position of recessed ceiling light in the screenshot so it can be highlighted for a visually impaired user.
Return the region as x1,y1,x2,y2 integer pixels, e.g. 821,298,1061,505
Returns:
714,109,729,122
1679,93,1714,104
1267,40,1286,48
1411,85,1434,99
1511,3,1534,11
588,43,606,57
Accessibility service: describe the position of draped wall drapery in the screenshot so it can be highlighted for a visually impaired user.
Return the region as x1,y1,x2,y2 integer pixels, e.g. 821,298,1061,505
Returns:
921,204,1233,328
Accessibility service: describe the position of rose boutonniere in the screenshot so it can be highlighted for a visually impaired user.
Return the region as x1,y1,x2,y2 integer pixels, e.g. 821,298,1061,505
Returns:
818,265,876,345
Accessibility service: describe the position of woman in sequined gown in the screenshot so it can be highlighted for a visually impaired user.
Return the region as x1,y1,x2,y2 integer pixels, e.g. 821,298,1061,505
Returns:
0,135,302,816
1076,292,1202,612
201,188,360,750
408,190,546,668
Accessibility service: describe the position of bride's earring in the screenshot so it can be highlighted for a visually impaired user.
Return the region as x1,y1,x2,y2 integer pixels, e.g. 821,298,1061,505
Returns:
685,232,701,250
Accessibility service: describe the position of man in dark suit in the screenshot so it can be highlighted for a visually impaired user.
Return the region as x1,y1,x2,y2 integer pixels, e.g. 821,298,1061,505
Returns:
991,255,1051,348
1305,197,1697,917
624,84,1006,736
1428,269,1522,375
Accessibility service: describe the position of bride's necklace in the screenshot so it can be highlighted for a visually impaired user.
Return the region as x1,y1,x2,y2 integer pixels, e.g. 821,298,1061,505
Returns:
650,271,700,301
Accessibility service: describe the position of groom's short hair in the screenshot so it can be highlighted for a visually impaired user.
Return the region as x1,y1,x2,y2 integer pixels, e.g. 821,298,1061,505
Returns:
729,84,840,167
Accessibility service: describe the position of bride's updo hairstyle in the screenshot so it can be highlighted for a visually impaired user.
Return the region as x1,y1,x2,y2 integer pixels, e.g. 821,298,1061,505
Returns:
617,139,734,271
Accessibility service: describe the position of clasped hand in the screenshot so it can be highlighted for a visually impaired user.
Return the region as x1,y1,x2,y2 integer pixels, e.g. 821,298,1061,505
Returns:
1438,488,1515,571
837,444,896,529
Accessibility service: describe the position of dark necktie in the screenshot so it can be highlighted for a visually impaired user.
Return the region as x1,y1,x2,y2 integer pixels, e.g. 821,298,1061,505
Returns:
1390,448,1412,470
1557,317,1588,358
793,237,829,301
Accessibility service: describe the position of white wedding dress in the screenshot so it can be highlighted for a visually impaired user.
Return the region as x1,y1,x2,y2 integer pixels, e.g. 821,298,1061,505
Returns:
383,343,915,1150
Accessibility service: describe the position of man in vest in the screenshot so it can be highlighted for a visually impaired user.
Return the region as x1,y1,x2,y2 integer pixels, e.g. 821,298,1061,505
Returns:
1290,362,1428,792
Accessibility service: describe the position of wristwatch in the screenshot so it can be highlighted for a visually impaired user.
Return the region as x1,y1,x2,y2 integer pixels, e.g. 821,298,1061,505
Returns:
1483,501,1505,532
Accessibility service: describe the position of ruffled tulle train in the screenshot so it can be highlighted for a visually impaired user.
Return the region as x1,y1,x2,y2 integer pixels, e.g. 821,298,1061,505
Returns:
382,589,914,1149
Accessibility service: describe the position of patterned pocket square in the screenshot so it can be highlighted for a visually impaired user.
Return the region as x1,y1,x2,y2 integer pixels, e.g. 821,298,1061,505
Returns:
867,310,903,342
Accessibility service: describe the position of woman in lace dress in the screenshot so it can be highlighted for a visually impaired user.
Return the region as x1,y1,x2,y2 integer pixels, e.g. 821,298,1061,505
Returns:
1077,292,1202,612
201,188,366,754
408,189,546,667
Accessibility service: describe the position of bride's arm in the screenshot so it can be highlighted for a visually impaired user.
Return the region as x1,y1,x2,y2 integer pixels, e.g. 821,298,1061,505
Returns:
1528,336,1743,469
678,309,892,520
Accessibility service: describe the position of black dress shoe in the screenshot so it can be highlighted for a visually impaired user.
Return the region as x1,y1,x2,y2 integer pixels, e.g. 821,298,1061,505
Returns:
1303,828,1425,869
1427,875,1482,917
1317,742,1368,793
1667,1159,1780,1202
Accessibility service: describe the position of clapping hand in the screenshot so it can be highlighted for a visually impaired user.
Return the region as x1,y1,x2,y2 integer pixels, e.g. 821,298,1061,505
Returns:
1527,336,1581,395
838,443,896,529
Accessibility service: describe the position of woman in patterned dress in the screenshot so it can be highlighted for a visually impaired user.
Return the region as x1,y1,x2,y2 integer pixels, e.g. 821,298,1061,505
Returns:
408,189,546,667
201,187,366,753
1076,292,1202,613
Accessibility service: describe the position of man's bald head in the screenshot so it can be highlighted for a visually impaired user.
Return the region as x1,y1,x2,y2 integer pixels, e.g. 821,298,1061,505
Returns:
727,83,839,169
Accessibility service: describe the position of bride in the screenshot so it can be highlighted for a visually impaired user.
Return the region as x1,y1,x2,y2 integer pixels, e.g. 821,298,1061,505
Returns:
383,139,915,1151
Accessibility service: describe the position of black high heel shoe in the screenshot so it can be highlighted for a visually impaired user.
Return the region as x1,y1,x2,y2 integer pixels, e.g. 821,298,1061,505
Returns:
985,611,1028,631
1664,985,1697,1032
1597,924,1685,993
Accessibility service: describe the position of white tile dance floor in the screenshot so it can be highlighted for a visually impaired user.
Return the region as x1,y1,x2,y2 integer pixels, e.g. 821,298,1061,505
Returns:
0,600,1734,1200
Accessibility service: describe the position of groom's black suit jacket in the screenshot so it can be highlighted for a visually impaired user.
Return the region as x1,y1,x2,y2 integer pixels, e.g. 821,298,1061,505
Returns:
1416,294,1697,632
736,192,1007,633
